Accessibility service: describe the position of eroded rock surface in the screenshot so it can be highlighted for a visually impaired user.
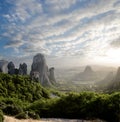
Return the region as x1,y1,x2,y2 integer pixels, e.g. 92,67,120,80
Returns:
7,62,15,75
49,67,56,84
19,63,27,75
0,60,8,73
30,53,51,86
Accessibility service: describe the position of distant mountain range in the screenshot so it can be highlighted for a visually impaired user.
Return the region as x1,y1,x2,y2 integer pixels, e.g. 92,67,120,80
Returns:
55,65,116,82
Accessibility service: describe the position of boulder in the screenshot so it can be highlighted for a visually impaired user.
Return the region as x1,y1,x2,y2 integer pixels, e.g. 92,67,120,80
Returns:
0,60,8,73
30,53,51,86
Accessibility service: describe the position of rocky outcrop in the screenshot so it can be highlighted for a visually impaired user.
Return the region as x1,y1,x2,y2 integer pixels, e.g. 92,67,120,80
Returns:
19,63,27,75
0,60,8,73
79,66,97,81
49,67,56,84
7,62,15,75
73,66,98,81
97,72,114,87
115,67,120,82
30,53,51,86
106,67,120,91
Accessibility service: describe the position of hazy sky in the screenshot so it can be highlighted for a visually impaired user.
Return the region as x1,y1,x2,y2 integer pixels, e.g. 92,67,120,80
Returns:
0,0,120,68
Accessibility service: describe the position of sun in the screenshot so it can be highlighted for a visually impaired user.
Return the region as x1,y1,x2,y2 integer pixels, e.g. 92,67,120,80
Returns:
93,48,120,66
107,48,120,59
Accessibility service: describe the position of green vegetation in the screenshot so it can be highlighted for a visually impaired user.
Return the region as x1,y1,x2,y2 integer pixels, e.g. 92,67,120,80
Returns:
0,73,49,101
0,109,4,122
0,73,49,119
27,92,120,122
0,73,120,122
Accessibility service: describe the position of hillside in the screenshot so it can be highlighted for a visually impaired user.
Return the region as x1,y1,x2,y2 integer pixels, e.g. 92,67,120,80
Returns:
0,73,120,122
0,73,49,102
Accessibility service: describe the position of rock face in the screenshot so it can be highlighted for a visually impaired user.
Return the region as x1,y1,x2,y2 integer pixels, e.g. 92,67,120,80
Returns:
104,72,114,82
49,67,56,84
106,67,120,91
7,62,15,75
30,53,51,86
115,67,120,82
97,72,114,86
19,63,27,75
0,60,8,73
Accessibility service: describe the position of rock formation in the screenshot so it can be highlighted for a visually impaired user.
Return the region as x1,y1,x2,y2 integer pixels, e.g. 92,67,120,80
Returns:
73,66,98,81
7,62,15,75
115,67,120,82
19,63,27,75
97,72,114,87
49,67,56,84
30,53,51,86
106,67,120,91
0,60,8,73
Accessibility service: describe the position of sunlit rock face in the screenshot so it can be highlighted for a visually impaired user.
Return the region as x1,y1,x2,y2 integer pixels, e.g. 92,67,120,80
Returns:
104,72,114,82
19,63,27,75
0,60,8,73
30,53,51,86
49,67,56,84
97,72,114,87
115,67,120,82
107,67,120,91
7,61,15,75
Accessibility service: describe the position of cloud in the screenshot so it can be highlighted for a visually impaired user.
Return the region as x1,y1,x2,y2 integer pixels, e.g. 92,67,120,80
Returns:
1,0,120,65
110,38,120,48
6,0,43,22
45,0,77,13
4,40,24,49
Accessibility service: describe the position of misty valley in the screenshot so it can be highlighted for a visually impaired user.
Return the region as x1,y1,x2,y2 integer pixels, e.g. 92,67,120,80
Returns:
0,53,120,122
55,65,119,93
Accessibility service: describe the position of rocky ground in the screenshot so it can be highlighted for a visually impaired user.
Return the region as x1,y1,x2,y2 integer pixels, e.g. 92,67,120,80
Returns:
4,116,105,122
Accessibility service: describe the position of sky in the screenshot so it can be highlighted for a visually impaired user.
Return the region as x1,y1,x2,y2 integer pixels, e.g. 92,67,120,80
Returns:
0,0,120,68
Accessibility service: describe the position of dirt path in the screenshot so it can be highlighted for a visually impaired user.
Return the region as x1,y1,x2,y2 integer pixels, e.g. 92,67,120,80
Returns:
4,116,104,122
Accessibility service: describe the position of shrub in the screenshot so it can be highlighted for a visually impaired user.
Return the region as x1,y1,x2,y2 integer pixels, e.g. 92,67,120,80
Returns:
15,112,28,119
3,104,23,116
28,111,40,119
0,110,4,122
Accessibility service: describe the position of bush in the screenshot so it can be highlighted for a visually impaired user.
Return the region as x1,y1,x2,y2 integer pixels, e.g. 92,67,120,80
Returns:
28,111,40,119
0,110,4,122
3,104,23,116
0,73,50,102
15,112,28,119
